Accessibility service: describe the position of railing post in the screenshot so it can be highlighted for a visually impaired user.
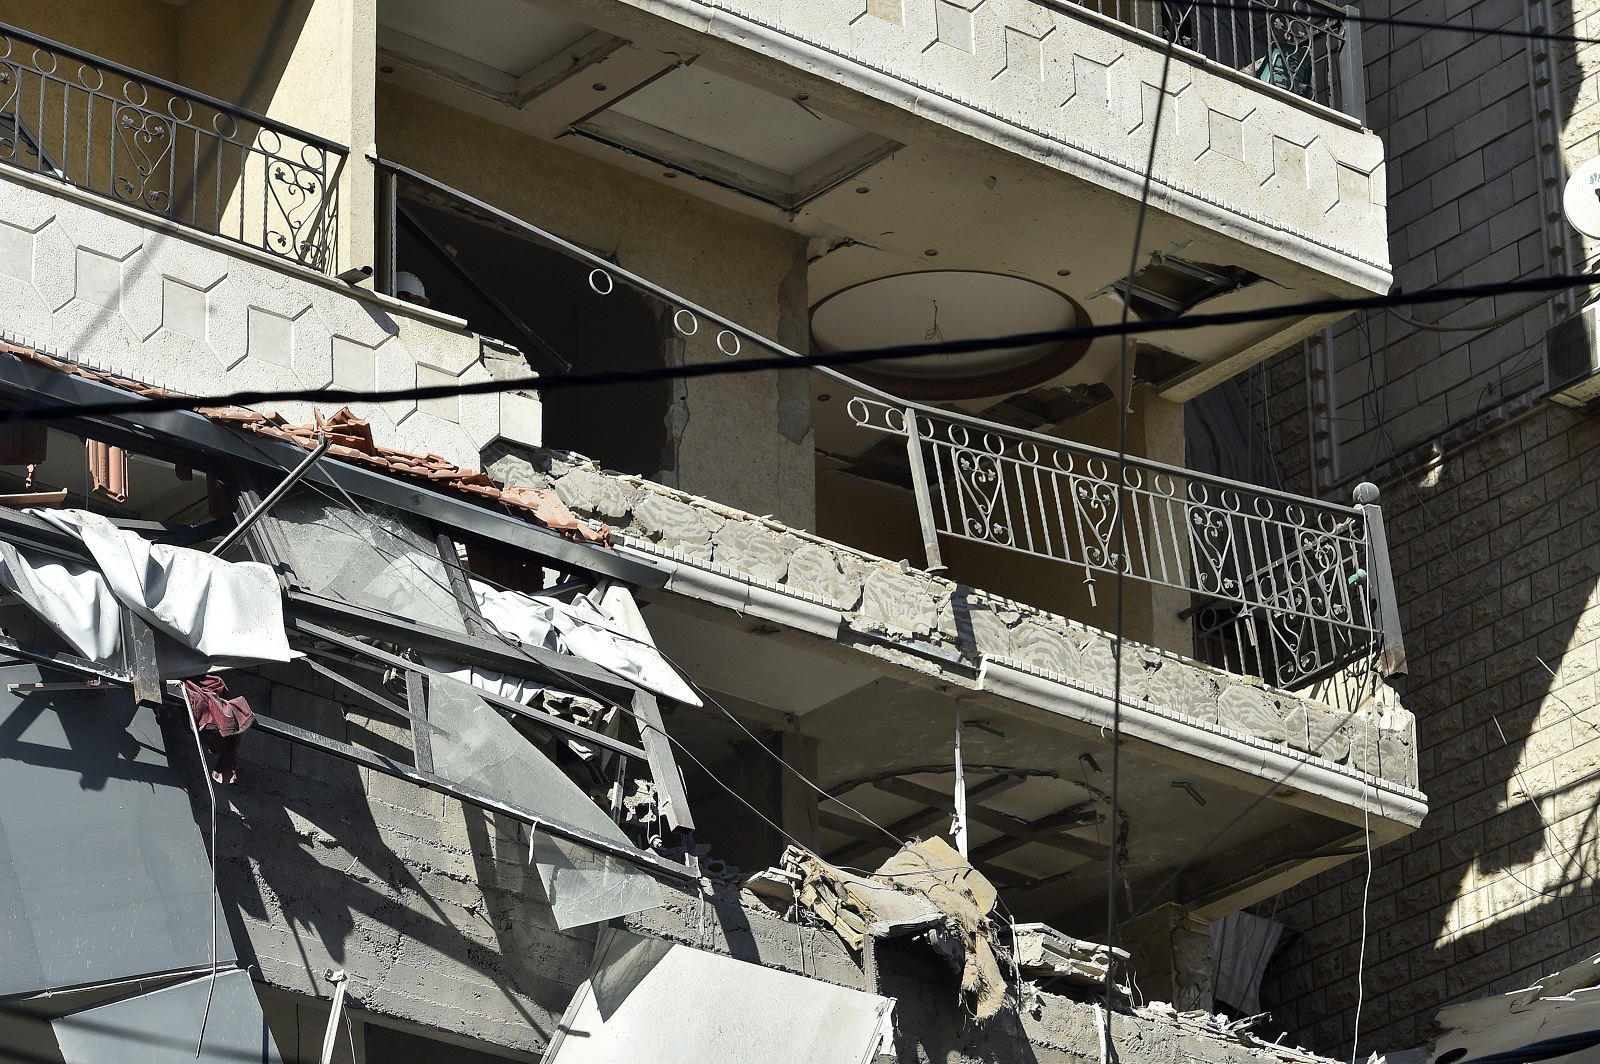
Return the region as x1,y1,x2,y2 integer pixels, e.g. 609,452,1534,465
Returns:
1338,5,1367,125
902,407,945,572
375,168,397,297
1353,482,1405,677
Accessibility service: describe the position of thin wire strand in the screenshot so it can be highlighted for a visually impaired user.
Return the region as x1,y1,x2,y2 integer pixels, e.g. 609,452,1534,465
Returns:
1106,20,1178,1027
182,688,220,1058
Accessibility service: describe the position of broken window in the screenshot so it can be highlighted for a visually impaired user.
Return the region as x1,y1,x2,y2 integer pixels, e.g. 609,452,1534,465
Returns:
426,674,662,928
266,488,469,635
1110,253,1261,320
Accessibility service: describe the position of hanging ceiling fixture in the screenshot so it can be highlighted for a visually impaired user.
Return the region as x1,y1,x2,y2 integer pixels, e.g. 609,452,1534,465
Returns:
810,271,1091,401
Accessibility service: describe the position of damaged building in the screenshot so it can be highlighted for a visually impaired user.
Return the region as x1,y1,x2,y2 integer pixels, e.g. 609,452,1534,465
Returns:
0,0,1418,1061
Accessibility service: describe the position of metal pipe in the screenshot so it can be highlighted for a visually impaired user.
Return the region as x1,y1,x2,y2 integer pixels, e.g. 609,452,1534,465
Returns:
210,436,332,556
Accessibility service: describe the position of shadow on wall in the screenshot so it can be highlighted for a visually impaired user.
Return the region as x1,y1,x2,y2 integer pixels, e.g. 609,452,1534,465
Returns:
1262,423,1600,1055
167,667,591,1051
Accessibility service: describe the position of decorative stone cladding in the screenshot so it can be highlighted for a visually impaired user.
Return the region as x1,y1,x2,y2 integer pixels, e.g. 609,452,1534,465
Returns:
488,449,1418,790
184,656,1368,1061
0,164,541,471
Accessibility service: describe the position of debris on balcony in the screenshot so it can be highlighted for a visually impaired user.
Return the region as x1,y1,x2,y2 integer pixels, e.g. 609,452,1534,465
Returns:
500,450,1419,789
754,838,1010,1022
1013,922,1129,987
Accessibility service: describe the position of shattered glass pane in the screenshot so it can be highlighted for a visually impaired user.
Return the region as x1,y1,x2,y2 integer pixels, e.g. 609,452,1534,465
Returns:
531,830,663,930
270,490,466,633
425,675,662,927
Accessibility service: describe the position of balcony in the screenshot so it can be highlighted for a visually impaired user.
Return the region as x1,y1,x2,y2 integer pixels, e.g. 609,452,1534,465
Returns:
0,23,345,272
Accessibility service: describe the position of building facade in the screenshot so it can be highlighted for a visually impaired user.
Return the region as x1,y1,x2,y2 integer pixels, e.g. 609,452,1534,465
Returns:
0,1,1418,1061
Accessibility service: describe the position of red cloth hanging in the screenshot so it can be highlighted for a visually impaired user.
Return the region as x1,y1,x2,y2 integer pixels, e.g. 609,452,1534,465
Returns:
182,676,256,784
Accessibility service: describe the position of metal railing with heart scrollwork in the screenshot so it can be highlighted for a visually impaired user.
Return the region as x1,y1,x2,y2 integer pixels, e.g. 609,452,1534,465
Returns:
0,22,345,272
848,397,1405,690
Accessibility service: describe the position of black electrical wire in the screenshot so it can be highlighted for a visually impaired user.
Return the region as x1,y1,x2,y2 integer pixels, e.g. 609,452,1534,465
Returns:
5,271,1600,425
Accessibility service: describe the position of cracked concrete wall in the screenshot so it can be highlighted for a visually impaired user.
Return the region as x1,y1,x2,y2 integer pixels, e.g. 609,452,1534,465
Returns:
376,84,816,530
495,450,1418,790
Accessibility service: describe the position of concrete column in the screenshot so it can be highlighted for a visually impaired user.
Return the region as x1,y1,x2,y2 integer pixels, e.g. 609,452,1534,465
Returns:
1125,901,1213,1012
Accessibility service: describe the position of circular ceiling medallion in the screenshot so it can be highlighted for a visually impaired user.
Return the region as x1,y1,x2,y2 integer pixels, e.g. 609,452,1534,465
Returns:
810,271,1090,400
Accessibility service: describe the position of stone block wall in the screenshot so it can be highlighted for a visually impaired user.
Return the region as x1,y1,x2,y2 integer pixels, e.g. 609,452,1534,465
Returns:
1241,0,1600,1051
1256,401,1600,1054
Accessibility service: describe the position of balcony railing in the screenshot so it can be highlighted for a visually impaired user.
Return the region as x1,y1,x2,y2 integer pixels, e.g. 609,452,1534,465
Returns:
369,157,1404,691
848,398,1403,689
0,22,345,272
1057,0,1364,121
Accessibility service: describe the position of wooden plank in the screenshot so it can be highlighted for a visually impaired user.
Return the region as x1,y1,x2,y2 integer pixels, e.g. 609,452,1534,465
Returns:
406,669,433,774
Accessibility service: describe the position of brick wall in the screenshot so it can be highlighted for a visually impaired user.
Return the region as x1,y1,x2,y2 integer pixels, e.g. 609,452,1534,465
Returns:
1243,0,1600,1047
1253,402,1600,1053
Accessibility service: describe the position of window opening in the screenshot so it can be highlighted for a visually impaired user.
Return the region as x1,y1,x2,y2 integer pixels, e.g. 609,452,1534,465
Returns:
386,183,668,478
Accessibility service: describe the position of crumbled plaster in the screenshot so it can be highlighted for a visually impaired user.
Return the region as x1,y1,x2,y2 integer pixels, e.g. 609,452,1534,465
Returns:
488,453,1417,788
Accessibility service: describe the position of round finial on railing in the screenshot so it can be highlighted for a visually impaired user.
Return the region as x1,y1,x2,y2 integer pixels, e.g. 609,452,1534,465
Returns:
1352,482,1380,505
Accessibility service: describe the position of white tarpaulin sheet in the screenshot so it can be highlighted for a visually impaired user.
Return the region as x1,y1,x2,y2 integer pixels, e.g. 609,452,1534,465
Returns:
470,580,700,706
0,509,291,674
1210,911,1284,1016
544,929,896,1064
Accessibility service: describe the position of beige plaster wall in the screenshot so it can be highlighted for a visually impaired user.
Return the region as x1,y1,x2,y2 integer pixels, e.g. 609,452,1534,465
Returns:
176,0,376,271
375,83,816,528
0,0,178,76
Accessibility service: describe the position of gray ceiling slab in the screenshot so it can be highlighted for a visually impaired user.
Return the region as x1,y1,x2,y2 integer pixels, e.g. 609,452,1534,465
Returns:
52,970,283,1064
0,663,231,996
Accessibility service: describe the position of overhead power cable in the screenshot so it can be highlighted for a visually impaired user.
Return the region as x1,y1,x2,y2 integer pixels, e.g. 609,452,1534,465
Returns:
5,272,1600,426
